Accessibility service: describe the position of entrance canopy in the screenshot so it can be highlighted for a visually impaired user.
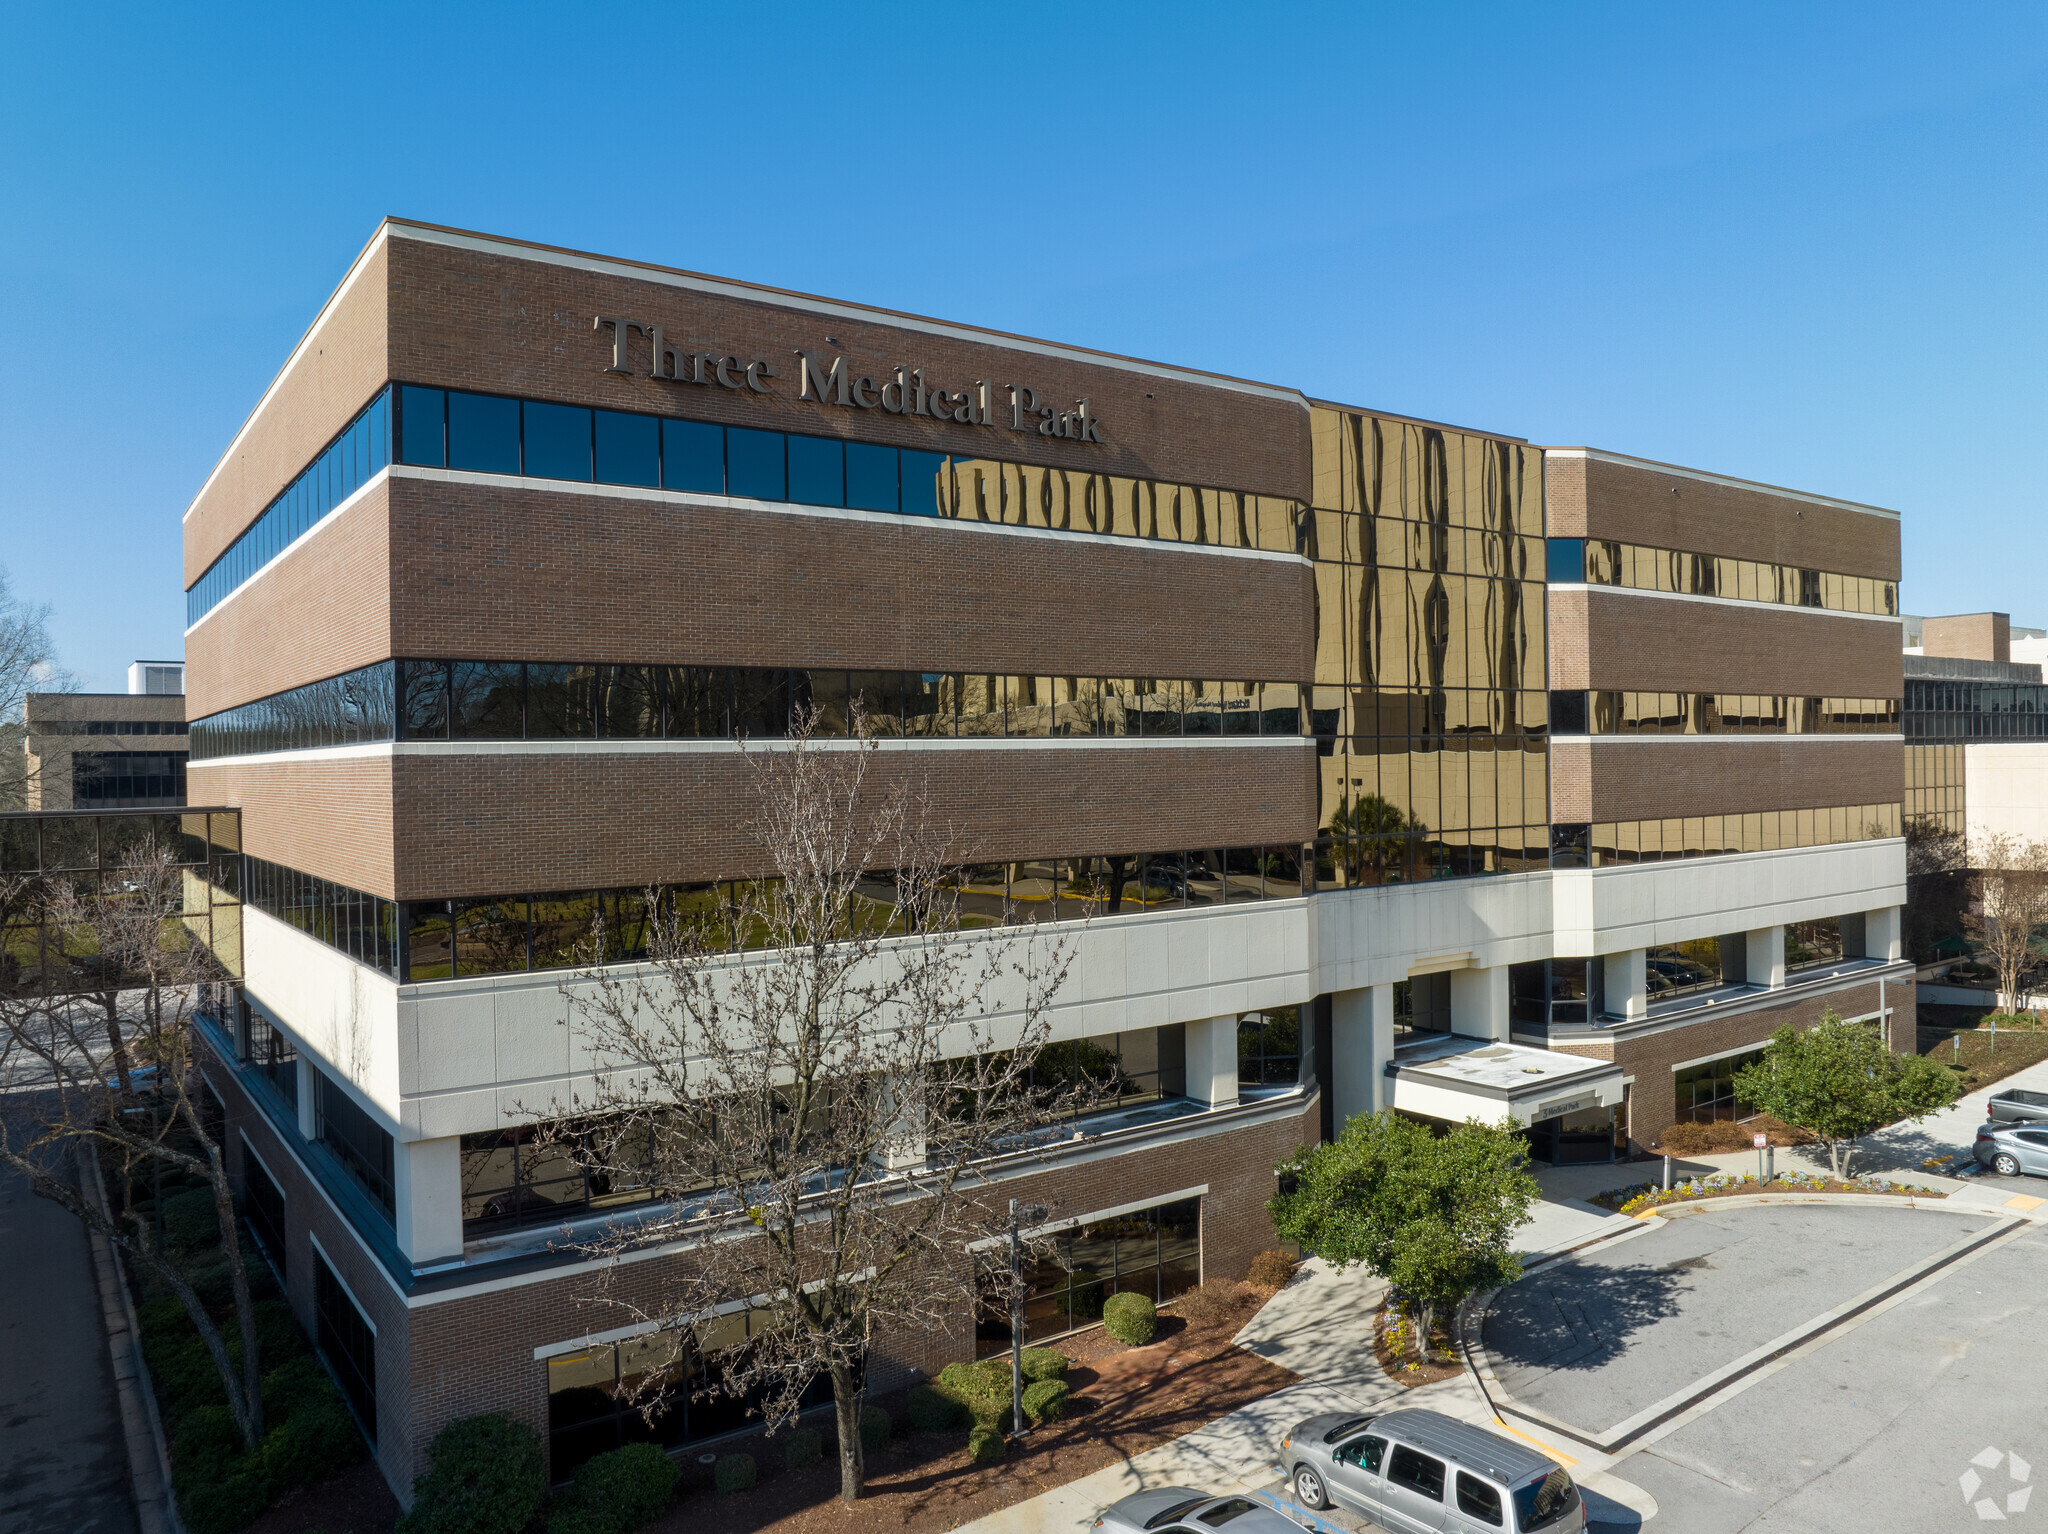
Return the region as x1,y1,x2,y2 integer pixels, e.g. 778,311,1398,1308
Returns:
1384,1035,1626,1129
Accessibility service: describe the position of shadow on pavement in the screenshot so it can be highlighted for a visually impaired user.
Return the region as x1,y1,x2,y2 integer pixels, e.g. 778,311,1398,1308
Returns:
1482,1259,1690,1375
1582,1485,1644,1533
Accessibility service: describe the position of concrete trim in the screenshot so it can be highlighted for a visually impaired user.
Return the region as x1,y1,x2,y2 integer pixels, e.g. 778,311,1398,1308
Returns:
1548,730,1905,745
1544,582,1905,625
183,467,387,634
966,1183,1212,1252
189,732,1309,770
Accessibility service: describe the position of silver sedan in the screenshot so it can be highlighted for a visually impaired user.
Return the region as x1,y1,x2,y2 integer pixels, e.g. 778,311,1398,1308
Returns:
1975,1119,2048,1178
1091,1487,1305,1534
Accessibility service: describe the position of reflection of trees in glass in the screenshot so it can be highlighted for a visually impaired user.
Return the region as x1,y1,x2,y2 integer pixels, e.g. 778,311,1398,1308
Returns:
1326,794,1425,885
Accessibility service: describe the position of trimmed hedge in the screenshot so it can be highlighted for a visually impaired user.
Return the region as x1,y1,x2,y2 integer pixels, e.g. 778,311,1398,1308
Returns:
859,1404,892,1453
545,1442,677,1534
783,1428,823,1472
1246,1250,1298,1291
141,1291,365,1534
1102,1292,1156,1346
1019,1347,1068,1383
1021,1379,1069,1425
397,1413,548,1534
714,1453,757,1494
908,1383,969,1432
968,1426,1006,1465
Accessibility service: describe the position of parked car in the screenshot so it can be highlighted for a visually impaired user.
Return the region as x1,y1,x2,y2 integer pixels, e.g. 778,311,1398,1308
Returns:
1975,1120,2048,1178
1987,1087,2048,1124
1280,1407,1584,1534
1090,1488,1301,1534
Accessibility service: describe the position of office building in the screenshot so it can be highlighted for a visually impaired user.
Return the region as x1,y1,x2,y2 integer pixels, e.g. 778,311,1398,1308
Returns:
22,661,189,810
181,221,1910,1499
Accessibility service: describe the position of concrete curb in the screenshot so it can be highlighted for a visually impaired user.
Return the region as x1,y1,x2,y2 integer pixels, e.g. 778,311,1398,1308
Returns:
75,1142,187,1534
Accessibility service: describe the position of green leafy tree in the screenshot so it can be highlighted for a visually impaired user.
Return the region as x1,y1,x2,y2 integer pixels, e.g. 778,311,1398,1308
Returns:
1732,1009,1958,1177
1325,794,1419,886
1269,1111,1538,1355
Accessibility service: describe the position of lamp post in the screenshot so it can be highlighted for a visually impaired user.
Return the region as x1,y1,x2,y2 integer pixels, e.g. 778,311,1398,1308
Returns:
1009,1199,1047,1436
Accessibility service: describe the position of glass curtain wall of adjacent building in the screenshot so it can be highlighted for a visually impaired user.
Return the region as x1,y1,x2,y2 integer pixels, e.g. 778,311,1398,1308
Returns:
1307,407,1548,882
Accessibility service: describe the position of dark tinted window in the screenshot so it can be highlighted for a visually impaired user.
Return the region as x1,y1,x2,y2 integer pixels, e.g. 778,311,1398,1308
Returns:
1193,1500,1261,1527
846,443,900,512
1545,537,1584,584
450,661,524,738
523,402,593,481
398,386,445,466
1456,1472,1503,1525
662,419,724,493
314,1252,378,1443
527,664,597,738
399,660,450,739
732,669,790,738
594,409,659,487
597,665,663,738
447,391,520,474
726,428,786,500
665,667,728,737
1549,689,1589,735
1388,1445,1445,1501
787,434,844,506
900,450,948,516
1513,1470,1581,1532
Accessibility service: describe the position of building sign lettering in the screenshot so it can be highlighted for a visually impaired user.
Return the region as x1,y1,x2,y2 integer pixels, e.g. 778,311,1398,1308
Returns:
594,317,1105,444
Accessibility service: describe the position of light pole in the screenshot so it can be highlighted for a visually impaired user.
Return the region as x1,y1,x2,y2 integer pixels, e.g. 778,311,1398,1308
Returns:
1009,1199,1047,1436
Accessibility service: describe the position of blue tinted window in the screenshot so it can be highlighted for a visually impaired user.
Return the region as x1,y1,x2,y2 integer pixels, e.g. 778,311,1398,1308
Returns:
1546,538,1585,584
787,435,844,507
594,410,659,487
898,451,947,516
524,402,593,481
726,428,786,500
662,420,723,493
448,392,520,474
368,389,390,470
846,443,899,513
400,387,446,466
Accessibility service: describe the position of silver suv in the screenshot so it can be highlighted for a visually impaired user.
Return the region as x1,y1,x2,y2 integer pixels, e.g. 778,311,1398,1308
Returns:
1281,1407,1584,1533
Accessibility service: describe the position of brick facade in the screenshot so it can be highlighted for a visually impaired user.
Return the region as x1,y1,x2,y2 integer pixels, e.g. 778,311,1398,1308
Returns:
1545,450,1901,580
203,1023,1313,1502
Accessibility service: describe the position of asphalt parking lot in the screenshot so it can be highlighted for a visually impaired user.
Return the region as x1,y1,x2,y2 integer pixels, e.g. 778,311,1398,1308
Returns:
1483,1202,2048,1533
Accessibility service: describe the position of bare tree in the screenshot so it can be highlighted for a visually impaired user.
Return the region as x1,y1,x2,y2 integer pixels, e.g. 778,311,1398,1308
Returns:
0,841,268,1447
1968,832,2048,1013
0,566,77,809
542,708,1092,1502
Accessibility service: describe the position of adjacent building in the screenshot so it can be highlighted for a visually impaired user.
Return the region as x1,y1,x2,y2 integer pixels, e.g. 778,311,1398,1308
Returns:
22,661,188,810
180,220,1912,1500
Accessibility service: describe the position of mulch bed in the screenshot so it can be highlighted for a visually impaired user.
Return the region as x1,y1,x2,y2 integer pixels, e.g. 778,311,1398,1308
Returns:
641,1292,1297,1534
1370,1307,1461,1388
1591,1173,1946,1215
241,1458,400,1534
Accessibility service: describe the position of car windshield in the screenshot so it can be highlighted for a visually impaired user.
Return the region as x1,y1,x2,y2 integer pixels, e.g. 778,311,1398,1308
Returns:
1321,1415,1376,1443
1513,1469,1580,1531
1145,1499,1209,1530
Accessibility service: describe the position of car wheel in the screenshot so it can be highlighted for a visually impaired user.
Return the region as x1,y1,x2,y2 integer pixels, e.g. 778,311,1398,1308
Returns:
1293,1465,1330,1511
1994,1152,2022,1177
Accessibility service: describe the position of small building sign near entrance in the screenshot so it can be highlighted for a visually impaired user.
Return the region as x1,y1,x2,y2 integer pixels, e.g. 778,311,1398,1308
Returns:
1752,1133,1769,1148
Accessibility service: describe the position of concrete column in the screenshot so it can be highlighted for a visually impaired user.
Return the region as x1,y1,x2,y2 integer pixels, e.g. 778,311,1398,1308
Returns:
393,1136,464,1265
1330,984,1395,1128
1449,966,1510,1041
1183,1015,1240,1107
294,1057,319,1141
1864,906,1903,962
1604,949,1648,1020
1744,925,1786,988
869,1072,927,1171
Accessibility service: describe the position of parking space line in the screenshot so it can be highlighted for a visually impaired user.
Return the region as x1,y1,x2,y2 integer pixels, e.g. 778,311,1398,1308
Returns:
1487,1415,1579,1467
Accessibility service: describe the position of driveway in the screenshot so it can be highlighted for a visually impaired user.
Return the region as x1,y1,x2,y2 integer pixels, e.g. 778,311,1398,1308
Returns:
0,1125,139,1534
1479,1198,2048,1532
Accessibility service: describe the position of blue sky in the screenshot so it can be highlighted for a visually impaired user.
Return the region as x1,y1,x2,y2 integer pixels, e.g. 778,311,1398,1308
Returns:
4,4,2046,691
